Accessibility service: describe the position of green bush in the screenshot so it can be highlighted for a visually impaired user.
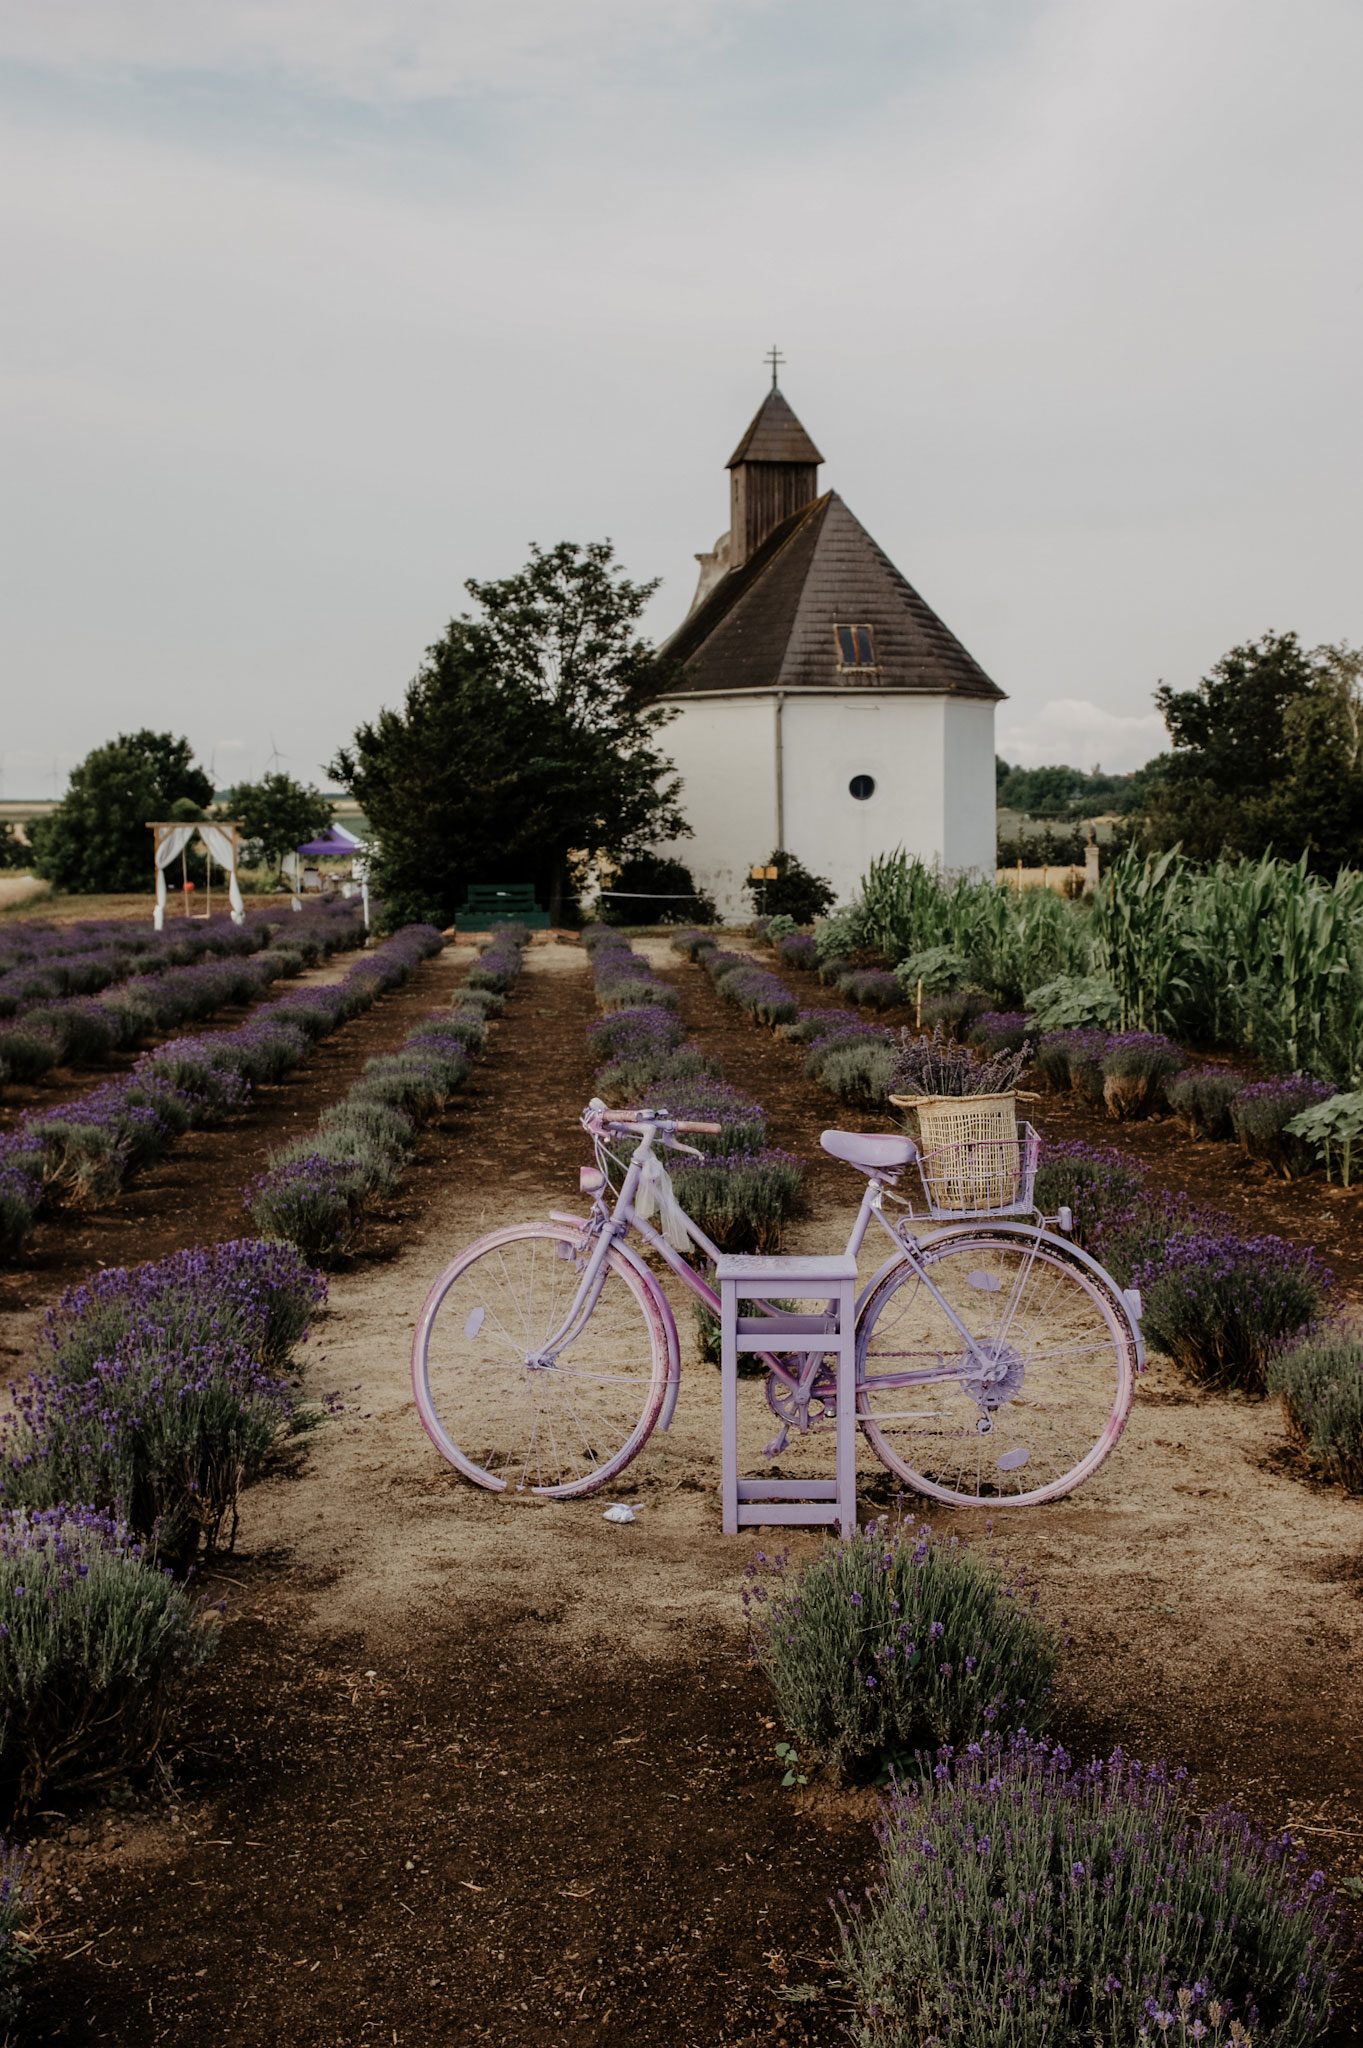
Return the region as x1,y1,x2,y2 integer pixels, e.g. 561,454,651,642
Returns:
813,906,866,962
1024,973,1121,1031
745,1519,1056,1777
1268,1330,1363,1490
0,1507,216,1810
892,945,970,996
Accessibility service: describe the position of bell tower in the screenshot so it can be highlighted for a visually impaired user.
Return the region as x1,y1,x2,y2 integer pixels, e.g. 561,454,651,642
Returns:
725,353,824,567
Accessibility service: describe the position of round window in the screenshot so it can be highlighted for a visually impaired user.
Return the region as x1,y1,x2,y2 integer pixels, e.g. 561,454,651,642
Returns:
849,775,876,801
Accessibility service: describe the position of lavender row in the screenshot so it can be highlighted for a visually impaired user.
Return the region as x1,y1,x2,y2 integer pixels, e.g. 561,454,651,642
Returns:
584,985,801,1261
0,899,367,1094
669,928,799,1025
581,924,678,1010
245,959,524,1263
0,1236,327,1827
0,923,444,1262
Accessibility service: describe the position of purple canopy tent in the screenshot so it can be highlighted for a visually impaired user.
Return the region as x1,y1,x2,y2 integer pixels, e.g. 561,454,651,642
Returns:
295,825,361,857
285,823,369,928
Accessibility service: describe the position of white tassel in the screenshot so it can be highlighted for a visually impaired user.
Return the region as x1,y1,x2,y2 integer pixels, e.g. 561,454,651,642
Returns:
635,1152,693,1253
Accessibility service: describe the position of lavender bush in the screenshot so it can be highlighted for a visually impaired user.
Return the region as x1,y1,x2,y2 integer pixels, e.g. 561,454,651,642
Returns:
1100,1031,1185,1120
744,1518,1056,1776
594,1047,713,1104
839,1733,1340,2048
0,1025,60,1085
782,1006,860,1045
468,942,524,994
805,1022,899,1107
1231,1077,1335,1178
0,1506,216,1810
456,985,504,1016
639,1076,767,1155
586,1005,684,1064
969,1011,1033,1058
1268,1330,1363,1491
838,967,904,1010
817,1037,898,1107
1033,1140,1146,1252
44,1239,326,1379
1166,1065,1250,1141
2,1330,301,1564
714,962,799,1026
1036,1027,1110,1103
668,1147,802,1253
4,1239,324,1559
774,932,818,972
1134,1229,1332,1391
247,1153,365,1260
669,928,718,961
922,987,996,1038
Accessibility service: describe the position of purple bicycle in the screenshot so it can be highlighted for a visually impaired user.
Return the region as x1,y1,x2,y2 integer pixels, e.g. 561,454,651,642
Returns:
411,1100,1143,1509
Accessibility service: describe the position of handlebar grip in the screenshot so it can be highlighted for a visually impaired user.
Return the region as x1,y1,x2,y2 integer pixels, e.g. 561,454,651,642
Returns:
671,1120,722,1133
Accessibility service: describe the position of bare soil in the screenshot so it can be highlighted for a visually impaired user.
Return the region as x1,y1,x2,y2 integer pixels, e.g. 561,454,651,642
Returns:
12,937,1363,2046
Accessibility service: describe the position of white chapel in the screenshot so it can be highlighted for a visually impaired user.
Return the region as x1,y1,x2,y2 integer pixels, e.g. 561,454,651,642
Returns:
652,373,1003,919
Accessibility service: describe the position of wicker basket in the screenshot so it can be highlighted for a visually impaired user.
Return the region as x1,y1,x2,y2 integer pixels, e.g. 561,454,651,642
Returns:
889,1089,1022,1212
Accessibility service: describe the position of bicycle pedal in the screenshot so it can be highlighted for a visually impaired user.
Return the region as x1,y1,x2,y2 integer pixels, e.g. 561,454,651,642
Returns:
762,1429,790,1459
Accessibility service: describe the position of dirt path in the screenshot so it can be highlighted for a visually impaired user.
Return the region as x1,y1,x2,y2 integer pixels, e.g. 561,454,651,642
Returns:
20,938,1363,2045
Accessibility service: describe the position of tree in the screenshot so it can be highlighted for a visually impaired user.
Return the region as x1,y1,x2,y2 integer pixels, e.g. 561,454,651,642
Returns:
1145,632,1363,868
30,731,213,894
225,773,335,878
743,849,836,925
598,853,715,926
330,541,688,927
0,824,32,872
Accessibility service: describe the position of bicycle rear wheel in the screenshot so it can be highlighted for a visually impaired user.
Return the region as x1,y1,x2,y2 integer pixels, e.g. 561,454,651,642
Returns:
412,1223,669,1497
856,1225,1137,1507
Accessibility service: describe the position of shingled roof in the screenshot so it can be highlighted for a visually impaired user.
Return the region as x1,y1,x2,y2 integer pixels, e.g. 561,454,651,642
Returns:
726,388,824,468
661,492,1004,702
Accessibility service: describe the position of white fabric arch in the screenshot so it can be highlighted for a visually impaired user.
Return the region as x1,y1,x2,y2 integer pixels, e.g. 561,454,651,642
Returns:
150,822,245,929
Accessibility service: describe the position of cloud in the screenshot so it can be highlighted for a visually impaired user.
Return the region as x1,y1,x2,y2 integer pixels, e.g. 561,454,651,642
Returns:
0,0,777,98
998,700,1167,776
0,0,1358,787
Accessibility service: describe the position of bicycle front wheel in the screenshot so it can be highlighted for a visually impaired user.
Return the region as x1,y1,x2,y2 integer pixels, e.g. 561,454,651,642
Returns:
856,1226,1137,1507
412,1223,669,1497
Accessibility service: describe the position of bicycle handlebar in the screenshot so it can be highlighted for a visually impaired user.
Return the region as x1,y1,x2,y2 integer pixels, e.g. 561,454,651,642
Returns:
585,1102,722,1135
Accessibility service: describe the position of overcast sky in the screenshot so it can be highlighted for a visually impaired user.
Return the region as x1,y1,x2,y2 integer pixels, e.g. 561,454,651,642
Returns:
2,0,1360,795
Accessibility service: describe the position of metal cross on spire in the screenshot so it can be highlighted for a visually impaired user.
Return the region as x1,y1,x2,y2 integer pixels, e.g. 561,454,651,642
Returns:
765,344,784,390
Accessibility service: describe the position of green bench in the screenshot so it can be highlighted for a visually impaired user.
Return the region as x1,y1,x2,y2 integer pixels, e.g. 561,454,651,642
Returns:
454,882,550,932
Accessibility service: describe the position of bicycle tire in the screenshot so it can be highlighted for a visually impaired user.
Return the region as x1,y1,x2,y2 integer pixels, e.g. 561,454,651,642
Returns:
412,1222,669,1497
856,1224,1137,1507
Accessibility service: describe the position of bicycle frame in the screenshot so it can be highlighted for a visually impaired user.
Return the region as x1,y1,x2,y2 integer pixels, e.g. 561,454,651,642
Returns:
538,1111,1071,1440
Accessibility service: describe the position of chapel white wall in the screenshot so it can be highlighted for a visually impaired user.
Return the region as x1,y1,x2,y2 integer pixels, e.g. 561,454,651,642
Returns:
652,698,778,919
655,692,997,920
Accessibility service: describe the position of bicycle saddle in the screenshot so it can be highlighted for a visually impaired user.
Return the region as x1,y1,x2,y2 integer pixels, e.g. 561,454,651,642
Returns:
820,1129,917,1173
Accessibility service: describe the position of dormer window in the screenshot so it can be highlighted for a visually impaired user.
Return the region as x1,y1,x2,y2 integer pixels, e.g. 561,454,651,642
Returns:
835,624,878,670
